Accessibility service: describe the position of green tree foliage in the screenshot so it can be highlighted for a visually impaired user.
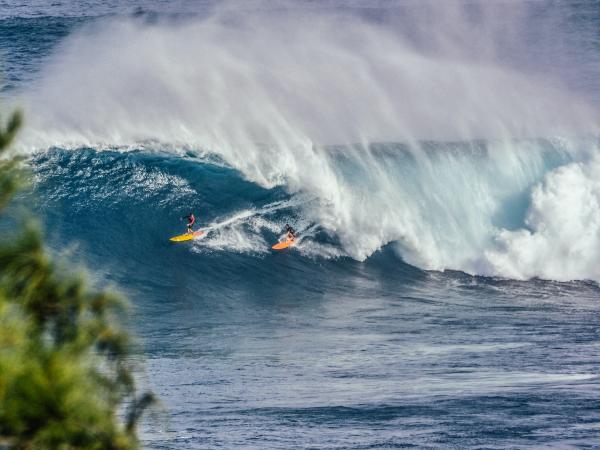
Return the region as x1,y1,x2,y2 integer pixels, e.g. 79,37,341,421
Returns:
0,111,153,449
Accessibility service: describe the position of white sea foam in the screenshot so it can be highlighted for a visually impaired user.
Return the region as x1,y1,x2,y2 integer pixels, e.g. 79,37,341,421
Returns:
192,223,269,255
484,152,600,281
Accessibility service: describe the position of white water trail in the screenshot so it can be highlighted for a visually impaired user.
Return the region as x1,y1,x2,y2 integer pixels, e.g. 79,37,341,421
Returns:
13,1,600,280
193,197,312,255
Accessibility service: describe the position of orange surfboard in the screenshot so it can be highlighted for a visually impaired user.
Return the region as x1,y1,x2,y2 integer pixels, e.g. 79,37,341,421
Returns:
170,230,204,242
272,238,295,250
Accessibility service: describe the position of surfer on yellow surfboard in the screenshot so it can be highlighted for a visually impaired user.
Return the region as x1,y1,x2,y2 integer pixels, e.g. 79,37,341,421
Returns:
184,212,196,234
169,211,204,242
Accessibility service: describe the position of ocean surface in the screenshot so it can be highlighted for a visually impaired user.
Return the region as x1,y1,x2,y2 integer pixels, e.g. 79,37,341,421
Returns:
2,1,600,448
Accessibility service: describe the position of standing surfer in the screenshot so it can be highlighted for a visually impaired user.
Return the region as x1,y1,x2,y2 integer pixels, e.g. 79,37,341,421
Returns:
184,212,196,233
169,212,203,242
271,224,297,250
285,224,296,241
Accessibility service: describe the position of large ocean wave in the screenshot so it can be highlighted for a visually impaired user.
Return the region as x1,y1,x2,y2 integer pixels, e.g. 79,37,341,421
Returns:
11,1,600,282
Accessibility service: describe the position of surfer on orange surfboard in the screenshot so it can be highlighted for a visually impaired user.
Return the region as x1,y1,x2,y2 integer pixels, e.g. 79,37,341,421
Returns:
285,224,296,241
271,224,297,250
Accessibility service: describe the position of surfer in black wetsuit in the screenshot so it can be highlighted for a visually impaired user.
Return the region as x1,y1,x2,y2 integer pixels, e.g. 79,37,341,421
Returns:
185,213,196,233
285,224,296,240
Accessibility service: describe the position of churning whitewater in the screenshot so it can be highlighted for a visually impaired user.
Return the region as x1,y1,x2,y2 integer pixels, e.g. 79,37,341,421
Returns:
9,1,600,281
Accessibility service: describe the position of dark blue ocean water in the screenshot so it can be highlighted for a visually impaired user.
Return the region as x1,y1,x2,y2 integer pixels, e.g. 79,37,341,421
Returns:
3,1,600,448
26,148,600,449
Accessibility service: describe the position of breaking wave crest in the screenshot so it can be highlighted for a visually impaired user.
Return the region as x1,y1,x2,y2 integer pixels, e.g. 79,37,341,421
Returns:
14,1,600,282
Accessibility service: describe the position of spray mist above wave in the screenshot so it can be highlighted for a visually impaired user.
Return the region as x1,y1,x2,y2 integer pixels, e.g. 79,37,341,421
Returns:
17,1,599,153
15,1,600,282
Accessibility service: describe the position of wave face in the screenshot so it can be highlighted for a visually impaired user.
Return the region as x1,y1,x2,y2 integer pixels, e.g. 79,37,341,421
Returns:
27,148,600,450
29,139,600,283
7,0,600,281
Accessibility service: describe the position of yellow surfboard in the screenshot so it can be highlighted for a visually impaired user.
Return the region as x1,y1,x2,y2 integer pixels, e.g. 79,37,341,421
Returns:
272,238,295,250
170,230,204,242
